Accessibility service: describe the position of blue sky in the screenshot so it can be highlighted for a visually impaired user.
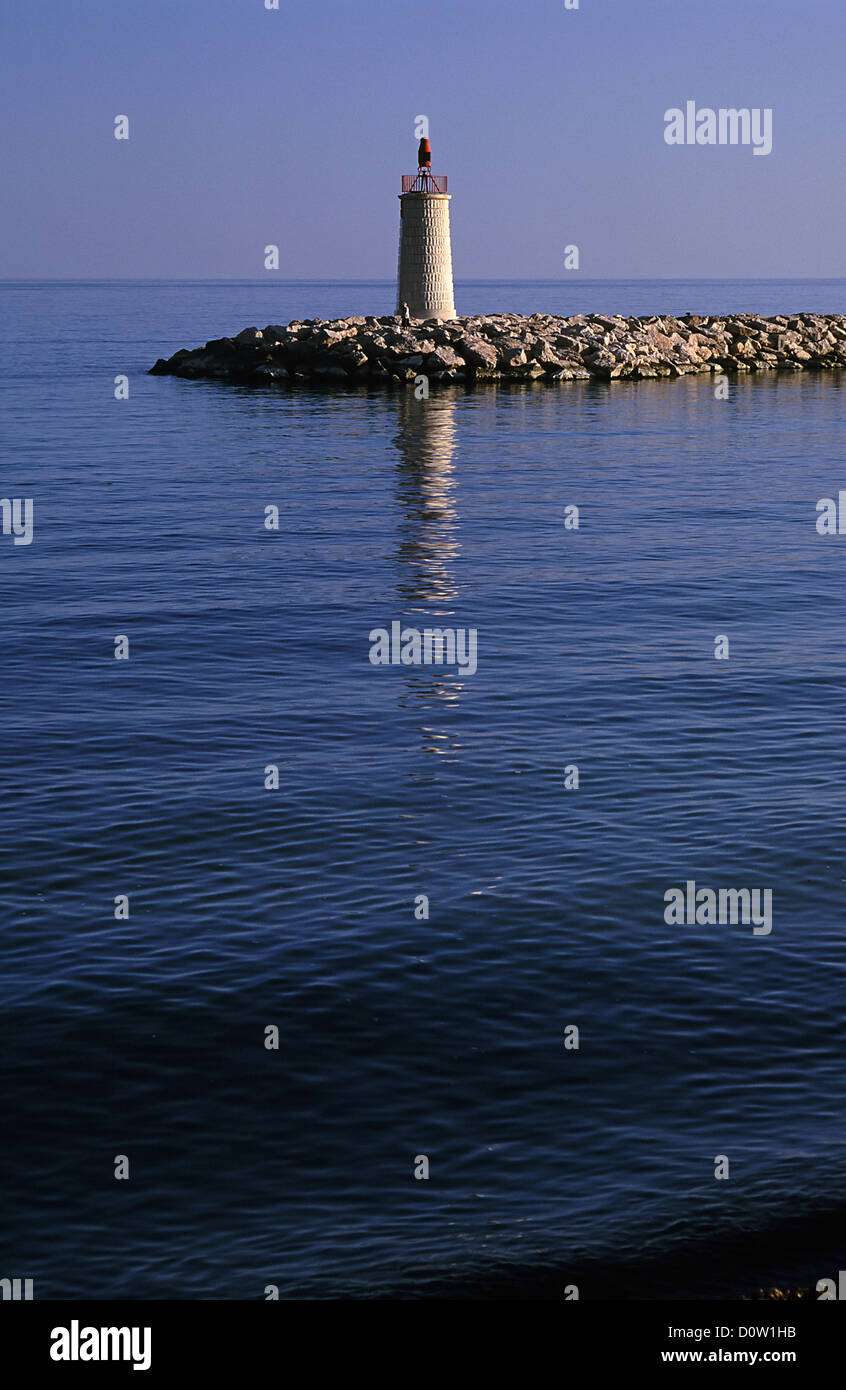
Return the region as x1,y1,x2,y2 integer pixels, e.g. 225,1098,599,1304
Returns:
1,0,844,278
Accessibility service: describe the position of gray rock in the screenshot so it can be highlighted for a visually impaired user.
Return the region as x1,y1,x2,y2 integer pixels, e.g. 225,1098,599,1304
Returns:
531,339,566,367
311,328,347,346
457,337,498,370
427,345,463,371
498,340,527,366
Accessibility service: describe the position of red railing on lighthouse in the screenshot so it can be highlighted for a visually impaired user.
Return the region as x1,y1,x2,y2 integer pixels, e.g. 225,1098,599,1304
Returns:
402,172,448,193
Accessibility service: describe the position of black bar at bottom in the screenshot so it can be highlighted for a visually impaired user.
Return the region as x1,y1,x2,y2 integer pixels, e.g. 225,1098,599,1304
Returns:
0,1300,842,1378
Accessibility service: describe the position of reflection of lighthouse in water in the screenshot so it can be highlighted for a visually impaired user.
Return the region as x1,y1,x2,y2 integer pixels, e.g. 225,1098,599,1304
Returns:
392,391,466,743
397,136,456,319
392,391,459,612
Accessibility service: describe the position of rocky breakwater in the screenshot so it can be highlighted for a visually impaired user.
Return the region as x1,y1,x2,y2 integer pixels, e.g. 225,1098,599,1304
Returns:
149,312,846,387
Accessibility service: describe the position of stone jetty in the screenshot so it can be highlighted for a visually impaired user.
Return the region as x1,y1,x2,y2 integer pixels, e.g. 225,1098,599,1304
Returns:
149,312,846,387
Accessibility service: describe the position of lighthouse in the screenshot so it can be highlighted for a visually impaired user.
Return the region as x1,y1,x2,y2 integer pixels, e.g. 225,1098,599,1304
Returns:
396,137,456,321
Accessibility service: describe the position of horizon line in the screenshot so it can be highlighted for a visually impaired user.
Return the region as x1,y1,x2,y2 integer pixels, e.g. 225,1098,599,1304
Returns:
2,276,846,285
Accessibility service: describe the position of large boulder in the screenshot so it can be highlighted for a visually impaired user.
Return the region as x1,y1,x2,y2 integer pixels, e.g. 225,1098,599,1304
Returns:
427,345,464,371
310,328,347,346
584,347,626,379
335,343,369,370
457,336,498,370
531,339,567,367
359,333,389,355
496,338,528,366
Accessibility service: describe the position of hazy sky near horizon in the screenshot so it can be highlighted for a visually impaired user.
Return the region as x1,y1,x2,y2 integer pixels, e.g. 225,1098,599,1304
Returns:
2,0,844,279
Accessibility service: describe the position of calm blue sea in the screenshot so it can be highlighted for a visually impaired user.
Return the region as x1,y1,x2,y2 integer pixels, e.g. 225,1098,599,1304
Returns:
2,279,846,1300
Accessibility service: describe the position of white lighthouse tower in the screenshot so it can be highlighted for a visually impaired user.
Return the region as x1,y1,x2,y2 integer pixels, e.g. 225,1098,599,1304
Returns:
396,137,455,321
